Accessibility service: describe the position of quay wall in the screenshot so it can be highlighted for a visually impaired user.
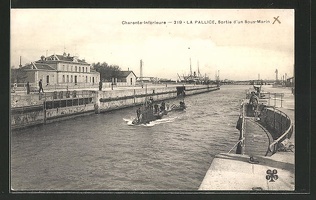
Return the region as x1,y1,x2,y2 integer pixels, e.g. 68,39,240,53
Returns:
11,105,45,130
45,104,95,122
240,103,293,155
95,85,219,113
11,85,219,130
260,107,293,141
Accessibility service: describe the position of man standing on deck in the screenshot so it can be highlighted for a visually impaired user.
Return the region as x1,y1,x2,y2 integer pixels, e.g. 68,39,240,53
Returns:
161,101,166,111
136,107,141,122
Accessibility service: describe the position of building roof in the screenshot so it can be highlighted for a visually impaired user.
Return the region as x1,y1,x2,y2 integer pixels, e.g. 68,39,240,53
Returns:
40,53,88,64
34,63,56,70
21,62,56,71
21,64,34,70
116,71,137,78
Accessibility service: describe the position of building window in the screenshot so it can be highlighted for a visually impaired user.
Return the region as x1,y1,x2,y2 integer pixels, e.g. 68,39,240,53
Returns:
75,66,77,72
86,76,88,83
62,75,65,82
86,67,87,72
67,75,69,83
71,75,73,83
79,67,81,72
90,77,91,82
71,66,73,71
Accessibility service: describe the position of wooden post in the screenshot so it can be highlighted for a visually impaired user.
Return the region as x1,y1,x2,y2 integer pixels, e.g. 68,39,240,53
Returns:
274,93,276,107
94,90,101,114
43,93,47,124
133,89,136,104
280,111,283,135
273,107,276,131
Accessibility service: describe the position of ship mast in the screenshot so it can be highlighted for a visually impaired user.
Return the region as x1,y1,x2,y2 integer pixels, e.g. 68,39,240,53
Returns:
190,58,192,77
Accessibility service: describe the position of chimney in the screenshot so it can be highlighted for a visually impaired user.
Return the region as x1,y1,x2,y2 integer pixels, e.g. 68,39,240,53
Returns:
19,56,22,68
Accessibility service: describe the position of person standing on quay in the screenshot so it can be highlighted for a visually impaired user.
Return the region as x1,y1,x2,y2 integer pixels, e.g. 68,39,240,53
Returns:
99,81,102,91
249,91,259,117
26,81,30,94
38,79,44,93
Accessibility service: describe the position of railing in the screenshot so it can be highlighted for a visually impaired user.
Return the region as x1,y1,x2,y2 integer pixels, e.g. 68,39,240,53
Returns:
245,90,284,108
11,90,96,108
44,90,95,108
234,100,246,154
263,92,284,107
236,99,293,155
43,90,95,100
267,108,293,154
11,82,99,93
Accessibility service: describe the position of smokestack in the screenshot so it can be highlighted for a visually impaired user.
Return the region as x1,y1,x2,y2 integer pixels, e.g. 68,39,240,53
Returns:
19,56,22,68
140,59,143,82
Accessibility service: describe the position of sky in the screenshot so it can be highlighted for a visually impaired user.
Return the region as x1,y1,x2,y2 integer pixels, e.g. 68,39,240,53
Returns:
11,9,294,81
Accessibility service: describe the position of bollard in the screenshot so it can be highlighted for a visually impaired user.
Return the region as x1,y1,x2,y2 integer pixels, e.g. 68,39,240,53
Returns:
94,90,101,114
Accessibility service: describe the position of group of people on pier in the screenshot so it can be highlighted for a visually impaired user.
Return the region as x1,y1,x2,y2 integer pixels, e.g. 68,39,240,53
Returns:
24,79,44,94
135,97,167,123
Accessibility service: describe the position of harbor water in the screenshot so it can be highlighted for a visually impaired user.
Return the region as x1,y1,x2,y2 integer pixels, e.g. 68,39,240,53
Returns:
11,85,250,191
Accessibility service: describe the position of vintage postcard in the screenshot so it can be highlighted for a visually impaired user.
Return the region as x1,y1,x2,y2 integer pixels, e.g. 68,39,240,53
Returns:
10,9,295,192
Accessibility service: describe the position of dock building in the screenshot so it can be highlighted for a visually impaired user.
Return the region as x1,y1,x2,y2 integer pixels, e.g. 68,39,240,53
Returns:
114,71,137,86
20,52,100,86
